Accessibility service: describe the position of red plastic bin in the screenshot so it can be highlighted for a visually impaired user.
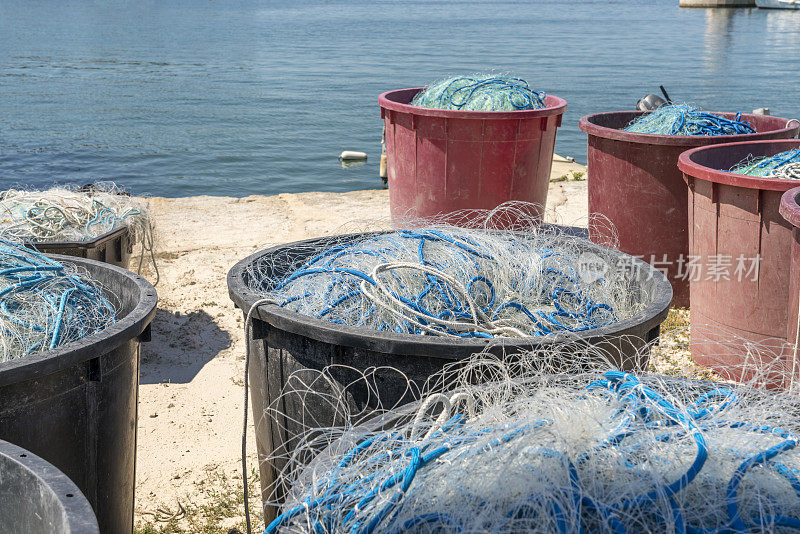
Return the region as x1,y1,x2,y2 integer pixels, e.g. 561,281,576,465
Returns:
379,88,567,224
579,112,799,308
678,139,800,384
780,186,800,353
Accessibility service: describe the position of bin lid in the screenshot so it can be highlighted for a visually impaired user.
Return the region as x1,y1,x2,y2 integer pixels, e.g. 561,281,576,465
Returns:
0,439,99,534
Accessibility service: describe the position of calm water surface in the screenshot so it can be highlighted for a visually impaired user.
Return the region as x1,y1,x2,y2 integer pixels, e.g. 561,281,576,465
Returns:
1,0,799,197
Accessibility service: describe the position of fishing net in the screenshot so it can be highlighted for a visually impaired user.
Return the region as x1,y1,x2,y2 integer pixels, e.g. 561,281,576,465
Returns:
729,149,800,179
623,104,755,136
243,203,652,339
0,240,117,362
410,74,547,112
0,181,151,243
261,330,800,534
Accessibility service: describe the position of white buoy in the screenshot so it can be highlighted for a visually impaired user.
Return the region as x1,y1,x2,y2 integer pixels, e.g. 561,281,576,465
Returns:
379,154,387,179
339,151,368,161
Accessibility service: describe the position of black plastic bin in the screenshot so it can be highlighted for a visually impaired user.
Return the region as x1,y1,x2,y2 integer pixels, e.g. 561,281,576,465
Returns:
0,439,99,534
227,232,673,520
0,255,157,534
27,226,135,269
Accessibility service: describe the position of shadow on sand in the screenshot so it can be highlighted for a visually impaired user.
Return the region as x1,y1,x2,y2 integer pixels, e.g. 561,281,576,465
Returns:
140,308,232,384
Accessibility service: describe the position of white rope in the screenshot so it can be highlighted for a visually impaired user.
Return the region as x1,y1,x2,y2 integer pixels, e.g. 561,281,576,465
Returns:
768,162,800,180
360,261,536,338
242,297,279,534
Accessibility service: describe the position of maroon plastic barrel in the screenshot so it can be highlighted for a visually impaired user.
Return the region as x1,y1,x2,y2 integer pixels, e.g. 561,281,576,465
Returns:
780,186,800,352
678,139,800,384
379,88,567,224
579,112,799,308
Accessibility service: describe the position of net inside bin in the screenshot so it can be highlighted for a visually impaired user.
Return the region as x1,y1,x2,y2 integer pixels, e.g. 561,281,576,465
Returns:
410,74,546,112
244,204,652,339
0,181,151,244
730,149,800,180
0,241,117,362
624,104,755,136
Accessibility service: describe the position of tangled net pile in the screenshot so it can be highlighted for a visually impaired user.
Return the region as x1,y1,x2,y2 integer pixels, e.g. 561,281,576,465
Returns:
624,104,755,136
730,149,800,180
265,341,800,534
245,206,649,338
0,241,116,361
0,182,151,243
410,74,546,111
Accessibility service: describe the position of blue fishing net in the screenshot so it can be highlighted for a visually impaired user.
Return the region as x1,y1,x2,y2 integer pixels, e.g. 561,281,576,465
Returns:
624,104,755,136
410,74,547,112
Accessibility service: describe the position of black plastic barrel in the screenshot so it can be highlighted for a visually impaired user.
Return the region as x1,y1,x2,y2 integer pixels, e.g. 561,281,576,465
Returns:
0,255,158,534
0,439,99,534
27,226,134,269
227,232,673,519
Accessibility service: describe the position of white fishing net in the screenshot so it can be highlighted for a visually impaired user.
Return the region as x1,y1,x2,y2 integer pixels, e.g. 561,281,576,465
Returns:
258,328,800,534
0,181,151,243
0,241,118,362
243,203,656,339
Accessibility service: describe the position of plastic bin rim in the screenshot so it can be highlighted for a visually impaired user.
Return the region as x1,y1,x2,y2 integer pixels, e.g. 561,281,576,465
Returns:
780,186,800,228
0,439,99,534
379,87,567,120
578,111,800,147
678,139,800,192
226,233,673,360
0,254,158,387
26,225,132,252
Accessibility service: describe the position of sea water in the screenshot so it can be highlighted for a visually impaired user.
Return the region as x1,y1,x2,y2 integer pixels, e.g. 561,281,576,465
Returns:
0,0,798,196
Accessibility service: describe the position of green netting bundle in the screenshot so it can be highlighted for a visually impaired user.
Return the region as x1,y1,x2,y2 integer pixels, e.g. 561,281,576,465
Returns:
729,149,800,179
623,104,755,136
410,74,546,112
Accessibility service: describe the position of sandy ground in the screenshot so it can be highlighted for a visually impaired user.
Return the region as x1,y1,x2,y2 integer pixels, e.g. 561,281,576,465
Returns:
135,158,588,530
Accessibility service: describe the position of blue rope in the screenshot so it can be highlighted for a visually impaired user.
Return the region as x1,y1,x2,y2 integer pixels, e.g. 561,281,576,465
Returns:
446,77,545,110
